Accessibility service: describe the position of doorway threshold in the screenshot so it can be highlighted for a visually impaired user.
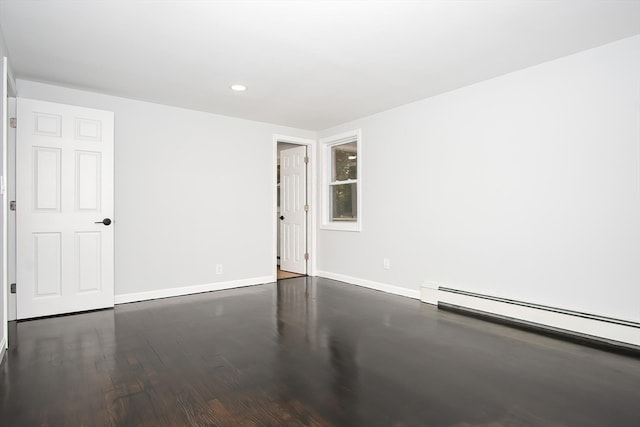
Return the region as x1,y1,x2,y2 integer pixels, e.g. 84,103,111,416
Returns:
277,269,305,280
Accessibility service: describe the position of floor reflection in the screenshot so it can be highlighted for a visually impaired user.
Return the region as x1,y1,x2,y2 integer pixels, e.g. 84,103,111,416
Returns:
276,277,359,425
328,334,358,425
2,309,116,425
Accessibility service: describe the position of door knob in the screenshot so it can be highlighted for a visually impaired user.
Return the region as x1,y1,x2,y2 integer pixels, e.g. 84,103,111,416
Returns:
279,216,284,220
95,218,112,226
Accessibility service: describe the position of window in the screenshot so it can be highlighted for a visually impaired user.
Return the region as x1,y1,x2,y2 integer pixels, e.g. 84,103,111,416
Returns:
321,129,361,231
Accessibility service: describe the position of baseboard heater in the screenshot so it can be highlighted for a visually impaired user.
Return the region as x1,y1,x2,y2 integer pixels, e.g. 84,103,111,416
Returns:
422,285,640,357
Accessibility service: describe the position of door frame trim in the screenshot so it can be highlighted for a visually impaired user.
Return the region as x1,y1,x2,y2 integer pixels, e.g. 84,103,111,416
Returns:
2,56,16,353
272,134,317,280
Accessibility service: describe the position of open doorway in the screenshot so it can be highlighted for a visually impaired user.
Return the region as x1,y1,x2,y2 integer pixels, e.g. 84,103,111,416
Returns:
277,142,306,279
273,135,316,281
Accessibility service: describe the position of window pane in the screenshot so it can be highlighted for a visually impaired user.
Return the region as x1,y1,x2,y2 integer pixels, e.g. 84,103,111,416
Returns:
332,142,357,181
331,183,357,221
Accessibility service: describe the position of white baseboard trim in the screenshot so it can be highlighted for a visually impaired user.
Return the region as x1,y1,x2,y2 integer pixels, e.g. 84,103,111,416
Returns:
114,275,274,305
424,285,640,347
317,271,420,300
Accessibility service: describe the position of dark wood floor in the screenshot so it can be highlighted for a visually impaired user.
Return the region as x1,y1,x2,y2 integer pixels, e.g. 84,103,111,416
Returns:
1,277,639,426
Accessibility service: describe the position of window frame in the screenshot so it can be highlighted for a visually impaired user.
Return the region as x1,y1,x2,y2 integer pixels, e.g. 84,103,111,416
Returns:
320,129,362,232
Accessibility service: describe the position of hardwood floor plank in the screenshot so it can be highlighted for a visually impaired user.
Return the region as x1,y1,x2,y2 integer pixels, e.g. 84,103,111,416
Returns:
1,277,639,426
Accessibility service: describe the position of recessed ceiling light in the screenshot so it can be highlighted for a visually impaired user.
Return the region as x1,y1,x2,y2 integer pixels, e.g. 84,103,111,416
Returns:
231,84,247,92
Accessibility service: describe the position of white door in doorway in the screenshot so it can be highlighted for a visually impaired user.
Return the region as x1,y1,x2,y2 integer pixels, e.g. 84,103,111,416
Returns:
16,98,114,319
280,145,306,275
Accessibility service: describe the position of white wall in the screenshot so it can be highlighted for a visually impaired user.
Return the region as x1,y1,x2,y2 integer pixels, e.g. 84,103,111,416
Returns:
317,35,640,323
15,80,315,303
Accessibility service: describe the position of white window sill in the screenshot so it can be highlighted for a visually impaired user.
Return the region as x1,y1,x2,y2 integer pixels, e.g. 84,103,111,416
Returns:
320,222,361,232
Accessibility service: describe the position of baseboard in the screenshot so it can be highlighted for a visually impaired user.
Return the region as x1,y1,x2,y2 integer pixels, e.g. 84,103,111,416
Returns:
114,276,274,304
423,285,640,348
317,271,420,299
439,303,640,357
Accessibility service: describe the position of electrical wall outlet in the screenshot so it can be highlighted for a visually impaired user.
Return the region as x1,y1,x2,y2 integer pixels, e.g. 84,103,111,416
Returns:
383,258,391,270
216,264,223,274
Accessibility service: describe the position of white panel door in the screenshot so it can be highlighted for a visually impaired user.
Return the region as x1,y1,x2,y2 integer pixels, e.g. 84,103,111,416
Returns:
280,146,307,274
16,98,114,319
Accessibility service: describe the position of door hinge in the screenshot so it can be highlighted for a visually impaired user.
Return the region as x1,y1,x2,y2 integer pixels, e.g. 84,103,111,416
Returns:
304,204,309,212
9,117,17,129
304,156,309,164
304,253,309,261
9,201,16,211
10,283,16,294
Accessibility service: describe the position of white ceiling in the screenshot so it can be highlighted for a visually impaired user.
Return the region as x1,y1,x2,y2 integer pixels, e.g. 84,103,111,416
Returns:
1,1,639,130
